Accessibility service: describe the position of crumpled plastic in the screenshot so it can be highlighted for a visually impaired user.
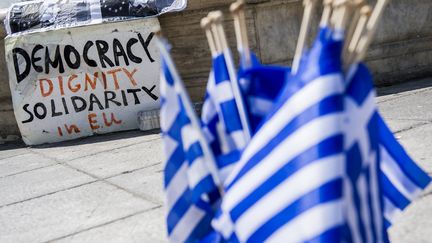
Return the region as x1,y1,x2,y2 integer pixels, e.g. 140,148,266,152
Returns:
5,0,187,36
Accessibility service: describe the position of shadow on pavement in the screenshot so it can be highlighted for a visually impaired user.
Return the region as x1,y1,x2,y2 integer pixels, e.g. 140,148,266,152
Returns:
0,129,160,151
377,77,432,96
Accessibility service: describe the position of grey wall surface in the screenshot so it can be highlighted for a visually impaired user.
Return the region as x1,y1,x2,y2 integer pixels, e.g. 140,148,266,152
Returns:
1,0,432,137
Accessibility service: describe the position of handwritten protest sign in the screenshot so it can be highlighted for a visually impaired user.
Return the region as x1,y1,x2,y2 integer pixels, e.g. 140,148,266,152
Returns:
5,18,161,145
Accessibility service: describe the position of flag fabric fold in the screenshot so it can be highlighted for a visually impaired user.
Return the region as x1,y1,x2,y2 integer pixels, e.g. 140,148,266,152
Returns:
237,54,290,134
159,40,220,243
212,28,346,242
201,53,249,183
159,22,431,242
345,64,431,233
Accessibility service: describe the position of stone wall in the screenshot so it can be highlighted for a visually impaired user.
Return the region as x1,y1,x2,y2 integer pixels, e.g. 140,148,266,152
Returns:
1,0,432,137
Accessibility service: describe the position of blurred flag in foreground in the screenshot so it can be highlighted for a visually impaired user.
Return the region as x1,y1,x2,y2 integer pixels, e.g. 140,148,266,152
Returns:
213,28,346,242
158,39,220,243
238,53,290,134
344,64,431,239
201,53,248,183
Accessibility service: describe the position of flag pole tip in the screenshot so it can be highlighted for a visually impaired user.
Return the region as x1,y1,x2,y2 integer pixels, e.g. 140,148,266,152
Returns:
200,17,211,29
230,1,245,13
360,5,372,16
208,11,224,23
323,0,333,6
333,0,349,7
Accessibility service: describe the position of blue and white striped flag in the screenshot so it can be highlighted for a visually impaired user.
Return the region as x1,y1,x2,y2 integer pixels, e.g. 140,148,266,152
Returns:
213,28,346,242
238,54,290,134
345,64,431,238
201,53,248,183
343,63,387,242
158,38,221,243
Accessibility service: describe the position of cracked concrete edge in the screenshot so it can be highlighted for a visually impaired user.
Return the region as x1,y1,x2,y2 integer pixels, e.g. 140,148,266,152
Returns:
31,148,163,205
0,149,163,209
44,205,163,243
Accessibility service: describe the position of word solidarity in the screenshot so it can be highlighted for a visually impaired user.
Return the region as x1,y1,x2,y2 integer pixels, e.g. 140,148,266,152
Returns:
21,87,157,124
12,32,154,83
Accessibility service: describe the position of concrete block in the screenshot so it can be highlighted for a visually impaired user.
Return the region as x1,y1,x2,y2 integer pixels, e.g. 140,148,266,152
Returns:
108,163,164,205
389,188,432,243
0,181,156,243
53,207,167,243
379,118,429,134
377,88,432,121
0,164,95,206
394,124,432,174
66,139,163,178
254,1,301,65
31,131,160,162
0,152,57,178
0,146,28,160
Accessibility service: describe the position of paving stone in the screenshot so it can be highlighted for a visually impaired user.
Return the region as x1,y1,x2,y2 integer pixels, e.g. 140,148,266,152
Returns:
108,163,164,205
0,181,156,243
378,118,429,134
389,187,432,243
0,164,95,206
0,146,29,160
393,124,432,174
31,131,160,162
67,139,163,179
53,207,167,243
377,88,432,121
0,152,57,178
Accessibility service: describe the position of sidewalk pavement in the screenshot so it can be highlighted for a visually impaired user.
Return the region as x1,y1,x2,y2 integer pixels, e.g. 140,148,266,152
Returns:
1,78,432,243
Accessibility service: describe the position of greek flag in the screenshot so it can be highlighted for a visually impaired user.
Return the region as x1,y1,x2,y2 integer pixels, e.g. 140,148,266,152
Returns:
238,54,290,134
201,53,247,182
378,114,431,227
343,63,387,242
213,28,346,242
345,64,431,238
158,39,220,243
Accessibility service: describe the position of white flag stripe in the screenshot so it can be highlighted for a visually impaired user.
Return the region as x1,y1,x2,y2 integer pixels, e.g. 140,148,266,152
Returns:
219,164,236,185
267,201,344,243
211,81,236,103
236,154,344,241
357,174,373,243
201,99,217,124
188,157,211,188
248,96,274,116
343,174,362,243
226,74,343,185
212,211,234,239
216,121,231,153
160,85,180,131
169,205,206,243
224,114,344,211
162,135,179,165
380,145,422,200
383,197,403,223
181,125,200,151
165,163,189,210
369,151,384,242
230,130,247,149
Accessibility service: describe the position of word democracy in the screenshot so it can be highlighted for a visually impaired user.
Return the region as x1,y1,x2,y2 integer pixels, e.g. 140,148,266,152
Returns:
12,32,154,83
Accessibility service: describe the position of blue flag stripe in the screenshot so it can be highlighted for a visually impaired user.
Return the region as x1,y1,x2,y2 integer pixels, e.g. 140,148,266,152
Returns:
227,94,343,190
378,116,431,188
230,135,344,221
249,179,343,242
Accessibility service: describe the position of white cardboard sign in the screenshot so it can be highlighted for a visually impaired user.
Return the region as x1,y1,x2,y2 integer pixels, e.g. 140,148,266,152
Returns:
5,18,161,145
